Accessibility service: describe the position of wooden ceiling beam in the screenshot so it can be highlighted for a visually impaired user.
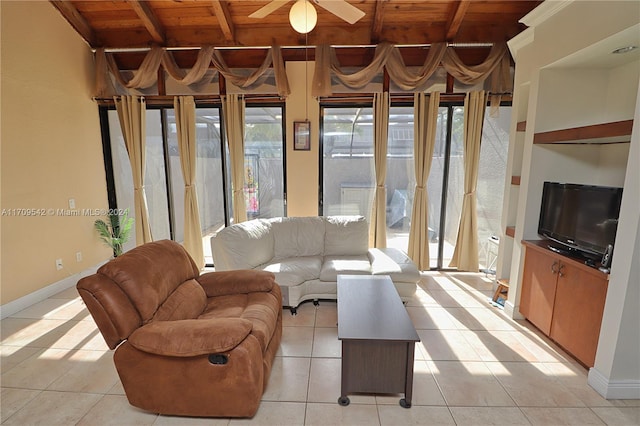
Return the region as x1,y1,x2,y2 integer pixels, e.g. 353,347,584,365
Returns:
446,0,471,41
210,0,236,43
49,0,96,46
128,0,165,44
371,0,388,43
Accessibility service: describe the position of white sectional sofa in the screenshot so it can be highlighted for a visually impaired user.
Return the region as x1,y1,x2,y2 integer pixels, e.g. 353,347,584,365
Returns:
211,215,420,313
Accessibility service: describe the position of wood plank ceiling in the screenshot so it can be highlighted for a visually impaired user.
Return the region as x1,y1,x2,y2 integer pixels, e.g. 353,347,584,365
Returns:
50,0,542,68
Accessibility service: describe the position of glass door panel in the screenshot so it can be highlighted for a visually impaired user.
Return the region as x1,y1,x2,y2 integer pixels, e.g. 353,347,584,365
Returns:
322,107,375,218
244,106,285,219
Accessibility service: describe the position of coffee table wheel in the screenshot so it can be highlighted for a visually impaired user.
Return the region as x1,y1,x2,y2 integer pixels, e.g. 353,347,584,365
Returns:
338,396,350,406
399,398,411,408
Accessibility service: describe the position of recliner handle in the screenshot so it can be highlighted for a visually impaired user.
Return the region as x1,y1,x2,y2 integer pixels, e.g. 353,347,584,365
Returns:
208,354,228,365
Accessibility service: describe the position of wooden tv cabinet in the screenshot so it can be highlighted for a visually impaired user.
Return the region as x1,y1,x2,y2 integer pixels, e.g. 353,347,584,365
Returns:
519,240,609,367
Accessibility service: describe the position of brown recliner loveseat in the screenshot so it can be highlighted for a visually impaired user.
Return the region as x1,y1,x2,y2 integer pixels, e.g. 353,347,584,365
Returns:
77,239,283,418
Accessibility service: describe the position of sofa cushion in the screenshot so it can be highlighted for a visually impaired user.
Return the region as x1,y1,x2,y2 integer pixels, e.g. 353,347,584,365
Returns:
211,219,273,270
153,279,207,322
320,255,372,281
270,217,325,259
324,216,369,256
259,256,323,288
369,248,421,282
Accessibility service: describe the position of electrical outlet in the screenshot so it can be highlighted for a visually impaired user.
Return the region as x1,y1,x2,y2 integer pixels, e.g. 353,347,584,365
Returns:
69,198,76,209
56,259,63,270
76,252,82,262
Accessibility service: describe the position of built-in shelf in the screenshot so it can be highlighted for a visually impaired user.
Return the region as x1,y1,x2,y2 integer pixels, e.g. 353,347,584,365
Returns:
505,226,516,238
533,120,633,145
511,176,521,186
516,121,527,132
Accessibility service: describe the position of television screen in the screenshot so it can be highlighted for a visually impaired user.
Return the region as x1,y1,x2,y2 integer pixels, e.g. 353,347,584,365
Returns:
538,182,623,257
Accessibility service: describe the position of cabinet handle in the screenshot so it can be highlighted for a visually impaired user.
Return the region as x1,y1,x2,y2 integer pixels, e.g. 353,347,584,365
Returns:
551,261,559,274
558,264,565,277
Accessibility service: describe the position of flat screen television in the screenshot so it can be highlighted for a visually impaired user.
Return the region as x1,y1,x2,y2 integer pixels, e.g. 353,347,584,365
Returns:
538,181,623,259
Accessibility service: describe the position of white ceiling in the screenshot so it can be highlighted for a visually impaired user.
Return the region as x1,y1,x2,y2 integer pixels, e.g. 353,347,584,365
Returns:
551,24,640,69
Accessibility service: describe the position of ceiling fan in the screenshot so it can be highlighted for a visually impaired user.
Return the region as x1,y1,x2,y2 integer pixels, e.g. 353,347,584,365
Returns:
249,0,366,33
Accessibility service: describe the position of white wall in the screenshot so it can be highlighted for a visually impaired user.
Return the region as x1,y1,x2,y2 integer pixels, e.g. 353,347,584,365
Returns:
1,1,110,306
589,84,640,398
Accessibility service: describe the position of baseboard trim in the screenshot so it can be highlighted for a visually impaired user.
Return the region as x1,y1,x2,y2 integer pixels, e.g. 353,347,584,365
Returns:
588,367,640,399
0,262,106,319
504,300,525,320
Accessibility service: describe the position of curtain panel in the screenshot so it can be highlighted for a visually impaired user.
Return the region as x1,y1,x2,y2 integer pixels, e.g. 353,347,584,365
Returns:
449,91,488,272
174,96,205,268
96,45,290,97
369,92,390,248
114,95,153,246
407,92,440,270
221,94,248,224
312,43,511,114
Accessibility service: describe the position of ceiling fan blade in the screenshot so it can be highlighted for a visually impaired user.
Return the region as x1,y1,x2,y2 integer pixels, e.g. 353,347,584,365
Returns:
248,0,292,19
314,0,365,25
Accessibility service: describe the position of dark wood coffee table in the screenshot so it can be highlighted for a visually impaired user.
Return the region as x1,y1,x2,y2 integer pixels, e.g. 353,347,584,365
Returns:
337,274,420,408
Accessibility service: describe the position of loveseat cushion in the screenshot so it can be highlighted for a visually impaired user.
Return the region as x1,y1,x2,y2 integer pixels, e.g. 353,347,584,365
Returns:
128,318,253,356
200,289,281,353
324,216,369,256
197,270,275,298
211,219,273,270
152,279,207,322
97,240,200,322
319,255,372,281
259,256,323,287
270,217,325,259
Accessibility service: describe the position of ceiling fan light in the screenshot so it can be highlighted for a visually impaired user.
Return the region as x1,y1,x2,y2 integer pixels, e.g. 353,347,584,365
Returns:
289,0,317,34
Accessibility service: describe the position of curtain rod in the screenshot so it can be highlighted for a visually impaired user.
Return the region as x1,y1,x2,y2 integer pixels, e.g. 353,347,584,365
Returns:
94,94,285,106
94,43,495,54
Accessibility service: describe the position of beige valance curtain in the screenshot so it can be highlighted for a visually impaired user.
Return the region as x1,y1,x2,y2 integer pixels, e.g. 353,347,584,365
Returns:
441,43,511,115
114,95,153,246
174,96,205,268
221,94,248,224
449,91,488,272
369,92,390,248
312,42,510,115
96,45,290,97
407,92,440,270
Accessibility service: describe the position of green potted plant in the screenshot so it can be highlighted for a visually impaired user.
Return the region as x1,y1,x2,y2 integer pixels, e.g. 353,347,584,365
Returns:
94,209,134,257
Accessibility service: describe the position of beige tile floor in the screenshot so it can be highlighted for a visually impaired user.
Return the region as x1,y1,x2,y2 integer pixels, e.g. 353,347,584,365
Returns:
2,272,639,425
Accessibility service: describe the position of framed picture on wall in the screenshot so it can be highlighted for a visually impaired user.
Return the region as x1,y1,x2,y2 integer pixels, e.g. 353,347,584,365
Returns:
294,121,311,151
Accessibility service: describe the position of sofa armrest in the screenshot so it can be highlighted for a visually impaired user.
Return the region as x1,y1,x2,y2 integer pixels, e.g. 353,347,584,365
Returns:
128,318,253,357
197,270,276,298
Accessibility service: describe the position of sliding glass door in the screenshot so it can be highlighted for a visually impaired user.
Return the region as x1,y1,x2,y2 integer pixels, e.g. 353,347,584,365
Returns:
321,106,375,218
320,102,509,271
102,103,285,265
